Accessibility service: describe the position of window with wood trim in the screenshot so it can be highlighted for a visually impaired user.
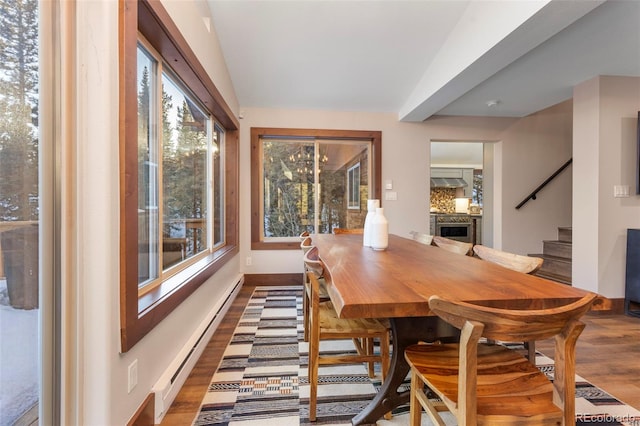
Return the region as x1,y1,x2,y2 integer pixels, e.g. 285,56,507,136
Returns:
251,128,381,250
119,0,239,351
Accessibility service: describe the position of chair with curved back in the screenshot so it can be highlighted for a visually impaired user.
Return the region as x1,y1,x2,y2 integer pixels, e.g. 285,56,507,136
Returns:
404,292,596,426
473,244,543,274
300,235,313,254
301,242,328,342
473,244,544,361
432,236,473,256
306,267,391,422
409,231,433,245
300,235,314,292
303,246,325,288
303,246,380,358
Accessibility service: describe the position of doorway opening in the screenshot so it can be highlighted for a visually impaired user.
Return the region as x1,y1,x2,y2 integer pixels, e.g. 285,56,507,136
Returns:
429,141,492,246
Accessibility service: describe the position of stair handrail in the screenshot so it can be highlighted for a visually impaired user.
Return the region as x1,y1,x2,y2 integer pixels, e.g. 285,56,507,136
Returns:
515,158,573,210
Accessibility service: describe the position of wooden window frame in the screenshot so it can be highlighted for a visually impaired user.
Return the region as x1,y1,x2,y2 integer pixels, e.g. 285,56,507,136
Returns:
119,0,239,351
250,127,381,250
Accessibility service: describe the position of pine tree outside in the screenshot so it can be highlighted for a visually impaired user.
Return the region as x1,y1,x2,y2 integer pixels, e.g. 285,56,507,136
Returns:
261,138,371,239
0,0,40,423
136,41,225,290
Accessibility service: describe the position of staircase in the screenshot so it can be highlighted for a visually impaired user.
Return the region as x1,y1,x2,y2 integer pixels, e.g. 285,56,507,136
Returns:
531,227,572,285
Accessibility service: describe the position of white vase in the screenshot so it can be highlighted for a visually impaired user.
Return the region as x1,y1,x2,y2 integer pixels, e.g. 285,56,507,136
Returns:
370,207,388,251
363,199,380,247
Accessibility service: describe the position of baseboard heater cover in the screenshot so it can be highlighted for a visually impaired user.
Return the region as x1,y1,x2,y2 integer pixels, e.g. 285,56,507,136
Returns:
151,275,243,424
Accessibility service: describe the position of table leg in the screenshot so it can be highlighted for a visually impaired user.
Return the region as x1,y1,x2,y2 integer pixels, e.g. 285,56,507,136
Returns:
351,316,459,426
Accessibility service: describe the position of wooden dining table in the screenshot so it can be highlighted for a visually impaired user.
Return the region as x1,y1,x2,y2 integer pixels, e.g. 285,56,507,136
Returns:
312,233,600,425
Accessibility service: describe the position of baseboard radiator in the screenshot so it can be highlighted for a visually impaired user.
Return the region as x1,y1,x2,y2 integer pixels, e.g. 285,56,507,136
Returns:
152,275,243,424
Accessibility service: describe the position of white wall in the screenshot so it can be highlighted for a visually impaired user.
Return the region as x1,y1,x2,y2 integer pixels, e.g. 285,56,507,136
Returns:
573,76,640,297
482,141,497,247
499,101,574,255
161,0,239,115
71,2,241,424
239,106,580,276
239,108,519,275
573,77,602,293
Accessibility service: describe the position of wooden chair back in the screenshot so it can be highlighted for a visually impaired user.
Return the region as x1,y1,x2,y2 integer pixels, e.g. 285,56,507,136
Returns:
473,244,543,274
303,246,324,279
432,236,472,256
332,227,364,235
405,292,596,426
301,245,326,342
429,292,596,343
300,236,313,254
409,231,433,245
472,245,545,362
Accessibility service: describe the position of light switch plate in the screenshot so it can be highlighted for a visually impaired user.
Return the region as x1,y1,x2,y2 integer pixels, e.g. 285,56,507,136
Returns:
385,180,393,190
385,191,397,201
614,185,629,198
128,359,138,393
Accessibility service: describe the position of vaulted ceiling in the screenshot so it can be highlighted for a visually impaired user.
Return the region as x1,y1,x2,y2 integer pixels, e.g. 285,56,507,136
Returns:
207,0,640,121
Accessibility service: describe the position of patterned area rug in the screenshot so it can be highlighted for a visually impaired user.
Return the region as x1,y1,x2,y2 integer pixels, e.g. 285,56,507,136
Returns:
193,286,640,426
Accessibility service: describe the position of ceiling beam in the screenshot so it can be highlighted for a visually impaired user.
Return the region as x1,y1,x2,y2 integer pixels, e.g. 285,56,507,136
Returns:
399,0,604,122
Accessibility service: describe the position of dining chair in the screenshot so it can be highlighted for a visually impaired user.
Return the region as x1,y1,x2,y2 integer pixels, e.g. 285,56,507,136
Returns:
404,292,596,426
472,244,543,274
432,236,473,256
303,246,385,365
472,244,544,362
300,235,313,254
332,227,364,234
300,235,315,291
409,231,433,245
301,244,329,342
304,245,390,374
306,268,391,422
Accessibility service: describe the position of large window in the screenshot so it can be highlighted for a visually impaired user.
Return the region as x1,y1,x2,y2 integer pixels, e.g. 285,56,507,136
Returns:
136,41,225,290
120,0,239,351
251,128,381,250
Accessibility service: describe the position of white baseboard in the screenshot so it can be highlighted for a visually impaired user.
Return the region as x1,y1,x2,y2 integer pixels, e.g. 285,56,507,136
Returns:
151,275,243,424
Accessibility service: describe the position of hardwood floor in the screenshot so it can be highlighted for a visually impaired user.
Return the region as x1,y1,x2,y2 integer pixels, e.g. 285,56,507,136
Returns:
160,283,640,425
160,283,256,426
537,310,640,410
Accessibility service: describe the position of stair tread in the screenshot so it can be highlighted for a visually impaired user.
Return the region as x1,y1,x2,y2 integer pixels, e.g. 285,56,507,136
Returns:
541,240,572,259
535,270,572,285
533,227,572,285
530,253,572,263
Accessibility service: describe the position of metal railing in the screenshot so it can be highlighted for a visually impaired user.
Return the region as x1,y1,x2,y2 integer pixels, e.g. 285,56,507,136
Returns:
515,158,573,210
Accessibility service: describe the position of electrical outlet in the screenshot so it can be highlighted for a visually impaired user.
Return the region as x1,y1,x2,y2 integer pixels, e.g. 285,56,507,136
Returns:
128,359,138,393
246,256,252,266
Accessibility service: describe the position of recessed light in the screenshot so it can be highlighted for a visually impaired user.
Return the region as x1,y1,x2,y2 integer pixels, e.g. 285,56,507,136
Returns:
486,100,500,107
